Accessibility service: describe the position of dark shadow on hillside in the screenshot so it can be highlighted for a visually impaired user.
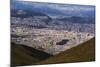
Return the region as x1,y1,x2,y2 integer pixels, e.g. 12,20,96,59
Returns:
11,42,53,66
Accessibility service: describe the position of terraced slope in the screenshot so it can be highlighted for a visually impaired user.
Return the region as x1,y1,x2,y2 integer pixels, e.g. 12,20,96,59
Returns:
36,38,95,64
11,42,52,66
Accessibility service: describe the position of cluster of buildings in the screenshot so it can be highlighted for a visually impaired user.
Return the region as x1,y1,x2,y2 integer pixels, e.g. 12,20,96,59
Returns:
11,16,95,55
11,17,95,34
11,25,94,55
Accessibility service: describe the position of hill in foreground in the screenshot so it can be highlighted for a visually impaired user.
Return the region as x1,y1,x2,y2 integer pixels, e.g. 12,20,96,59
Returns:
36,37,95,64
11,43,52,66
11,37,95,66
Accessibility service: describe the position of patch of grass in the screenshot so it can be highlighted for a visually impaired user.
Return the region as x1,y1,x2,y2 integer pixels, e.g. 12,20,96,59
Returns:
36,38,95,64
11,42,52,66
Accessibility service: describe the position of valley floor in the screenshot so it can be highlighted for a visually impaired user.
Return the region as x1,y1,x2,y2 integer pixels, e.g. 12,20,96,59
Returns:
11,27,94,55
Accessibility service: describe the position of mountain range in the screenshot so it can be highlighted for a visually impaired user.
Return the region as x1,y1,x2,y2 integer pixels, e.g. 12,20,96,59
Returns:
11,0,95,17
11,0,95,24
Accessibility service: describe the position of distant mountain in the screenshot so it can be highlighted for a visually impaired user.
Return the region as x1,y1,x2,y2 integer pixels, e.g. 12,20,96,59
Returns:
11,0,95,25
11,1,66,17
11,1,95,18
57,16,95,24
11,9,49,18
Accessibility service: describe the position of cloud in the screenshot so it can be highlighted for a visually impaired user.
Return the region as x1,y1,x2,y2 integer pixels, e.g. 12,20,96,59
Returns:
17,0,95,5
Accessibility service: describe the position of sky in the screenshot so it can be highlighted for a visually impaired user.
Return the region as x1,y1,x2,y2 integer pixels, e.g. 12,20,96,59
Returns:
16,0,95,5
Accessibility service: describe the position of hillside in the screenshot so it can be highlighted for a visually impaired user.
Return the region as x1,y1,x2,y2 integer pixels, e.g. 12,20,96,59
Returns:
11,37,95,66
36,38,95,64
11,42,52,66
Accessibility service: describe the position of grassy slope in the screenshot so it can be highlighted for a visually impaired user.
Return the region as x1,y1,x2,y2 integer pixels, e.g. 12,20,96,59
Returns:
11,43,52,66
11,38,95,66
36,38,95,64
